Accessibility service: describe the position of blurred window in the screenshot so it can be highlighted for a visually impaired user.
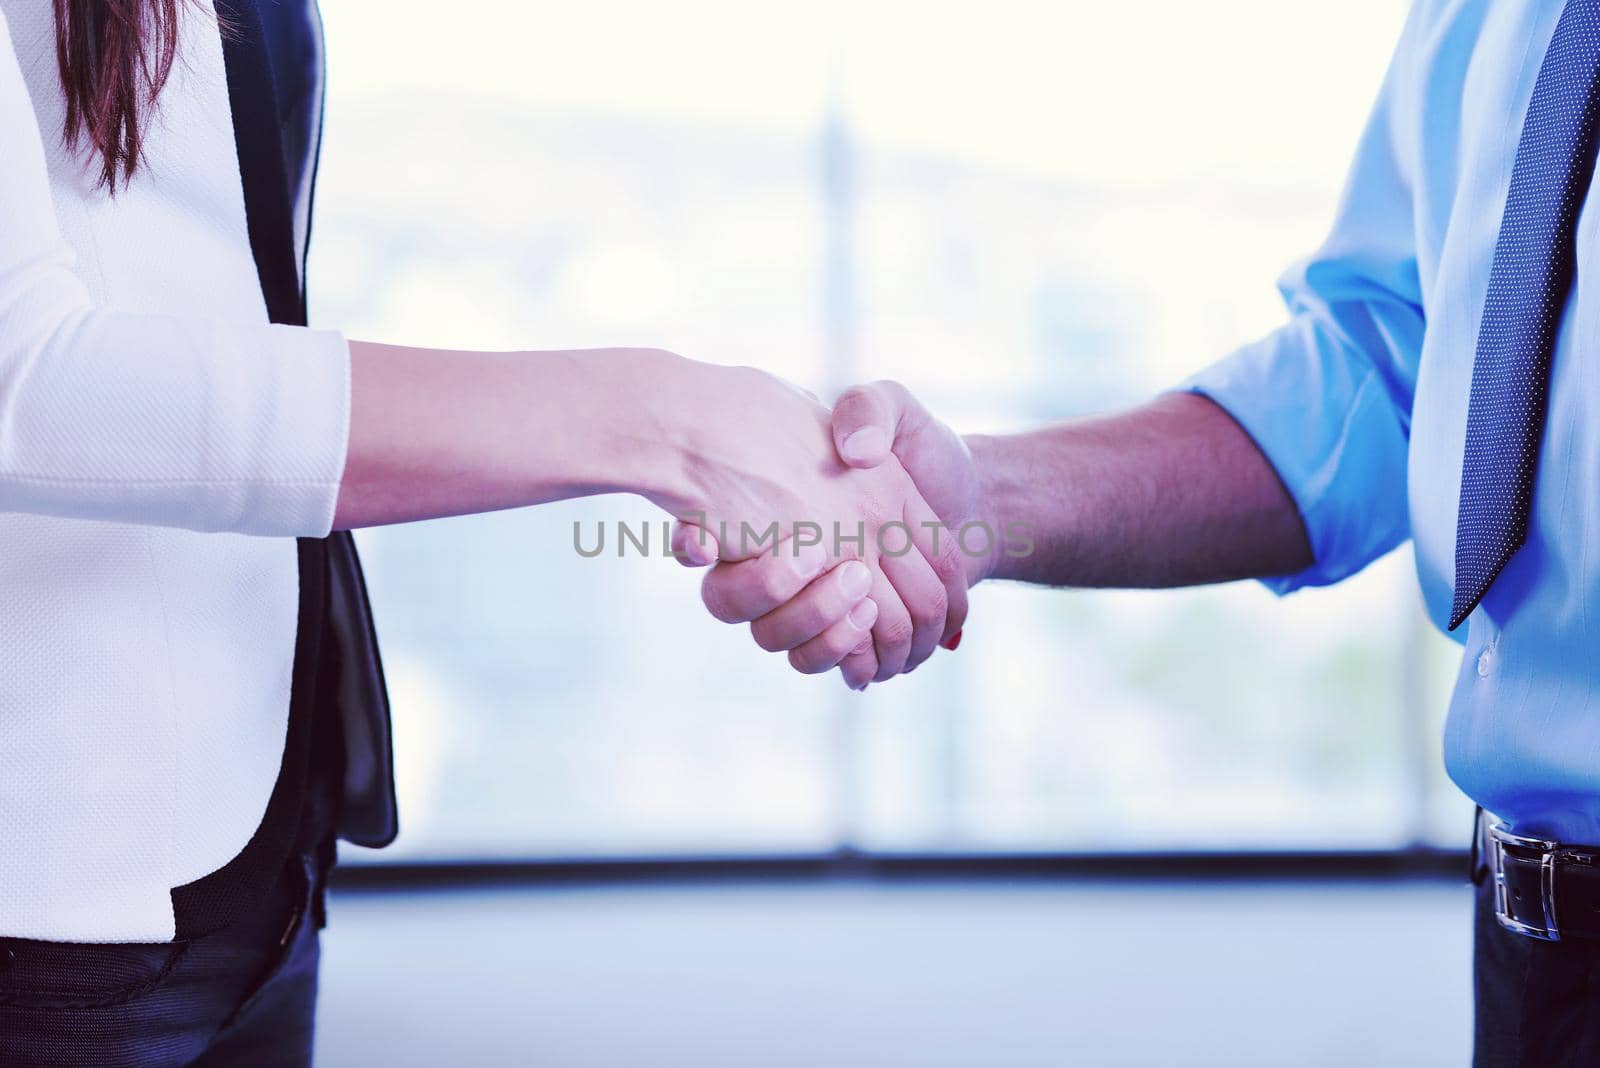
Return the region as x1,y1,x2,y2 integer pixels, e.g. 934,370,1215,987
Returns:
312,0,1469,861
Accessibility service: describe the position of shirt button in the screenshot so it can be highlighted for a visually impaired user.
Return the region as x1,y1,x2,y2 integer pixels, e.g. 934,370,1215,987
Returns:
1477,649,1494,677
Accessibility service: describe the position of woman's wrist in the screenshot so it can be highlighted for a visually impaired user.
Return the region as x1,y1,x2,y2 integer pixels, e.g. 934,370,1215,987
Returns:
594,346,720,515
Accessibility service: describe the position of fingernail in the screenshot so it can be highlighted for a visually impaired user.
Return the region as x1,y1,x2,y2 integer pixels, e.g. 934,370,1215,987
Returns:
838,560,872,601
789,541,827,580
941,628,963,652
841,427,889,463
848,596,878,629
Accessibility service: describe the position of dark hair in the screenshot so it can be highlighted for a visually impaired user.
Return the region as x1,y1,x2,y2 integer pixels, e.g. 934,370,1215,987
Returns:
53,0,182,191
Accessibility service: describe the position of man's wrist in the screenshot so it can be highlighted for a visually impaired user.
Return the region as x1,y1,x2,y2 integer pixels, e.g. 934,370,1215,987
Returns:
967,430,1073,586
964,433,1008,585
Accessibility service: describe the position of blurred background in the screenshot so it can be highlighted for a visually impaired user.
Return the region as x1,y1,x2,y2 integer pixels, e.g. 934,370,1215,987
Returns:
306,1,1475,1064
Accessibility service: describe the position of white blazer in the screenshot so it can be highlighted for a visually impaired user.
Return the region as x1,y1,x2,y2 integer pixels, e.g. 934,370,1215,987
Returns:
0,0,364,942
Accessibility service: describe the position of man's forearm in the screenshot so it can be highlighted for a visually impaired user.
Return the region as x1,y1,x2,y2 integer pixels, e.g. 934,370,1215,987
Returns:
971,392,1312,588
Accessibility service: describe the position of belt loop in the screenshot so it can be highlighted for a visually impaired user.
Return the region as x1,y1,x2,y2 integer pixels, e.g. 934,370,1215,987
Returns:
1470,805,1489,885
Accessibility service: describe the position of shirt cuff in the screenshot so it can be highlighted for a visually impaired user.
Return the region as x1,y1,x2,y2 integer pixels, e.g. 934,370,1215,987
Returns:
1178,316,1411,595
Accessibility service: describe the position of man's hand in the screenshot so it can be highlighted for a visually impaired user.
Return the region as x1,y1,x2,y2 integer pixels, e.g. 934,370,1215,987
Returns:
687,372,1316,690
698,379,985,688
658,365,967,689
829,381,991,587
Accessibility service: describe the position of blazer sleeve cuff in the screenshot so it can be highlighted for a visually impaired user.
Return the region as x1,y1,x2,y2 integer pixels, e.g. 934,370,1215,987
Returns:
225,322,351,538
0,314,352,538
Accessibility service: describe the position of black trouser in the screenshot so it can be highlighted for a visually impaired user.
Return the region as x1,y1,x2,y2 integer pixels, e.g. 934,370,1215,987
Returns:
1474,872,1600,1066
0,803,336,1068
0,708,344,1068
0,847,331,1068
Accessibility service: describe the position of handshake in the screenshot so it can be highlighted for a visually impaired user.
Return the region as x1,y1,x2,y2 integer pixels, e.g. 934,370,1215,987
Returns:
347,340,1300,677
642,357,1002,692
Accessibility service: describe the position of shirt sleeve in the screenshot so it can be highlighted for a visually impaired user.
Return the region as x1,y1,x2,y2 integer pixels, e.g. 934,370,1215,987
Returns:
0,11,349,538
1180,4,1428,595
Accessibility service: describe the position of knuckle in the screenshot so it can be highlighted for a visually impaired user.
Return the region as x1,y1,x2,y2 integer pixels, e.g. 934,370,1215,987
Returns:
701,577,736,623
802,624,863,672
750,620,787,653
876,613,915,651
840,650,876,687
874,378,910,405
825,626,862,661
788,647,827,675
758,562,795,606
931,537,964,583
945,598,968,636
840,382,879,409
909,587,947,630
800,600,834,637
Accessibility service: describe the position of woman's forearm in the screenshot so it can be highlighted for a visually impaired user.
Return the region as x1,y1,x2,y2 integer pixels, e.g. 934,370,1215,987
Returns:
333,340,969,674
334,342,695,529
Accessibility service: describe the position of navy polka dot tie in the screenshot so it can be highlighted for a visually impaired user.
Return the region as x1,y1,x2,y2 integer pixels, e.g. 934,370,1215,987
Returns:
1451,0,1600,630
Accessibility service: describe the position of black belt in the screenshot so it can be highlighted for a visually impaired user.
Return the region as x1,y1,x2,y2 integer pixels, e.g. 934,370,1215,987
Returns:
1476,810,1600,941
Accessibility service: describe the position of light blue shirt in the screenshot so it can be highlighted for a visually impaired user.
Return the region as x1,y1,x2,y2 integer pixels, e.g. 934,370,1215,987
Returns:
1186,0,1600,842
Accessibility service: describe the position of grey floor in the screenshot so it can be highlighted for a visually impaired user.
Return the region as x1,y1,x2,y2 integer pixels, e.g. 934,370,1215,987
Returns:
313,879,1473,1067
